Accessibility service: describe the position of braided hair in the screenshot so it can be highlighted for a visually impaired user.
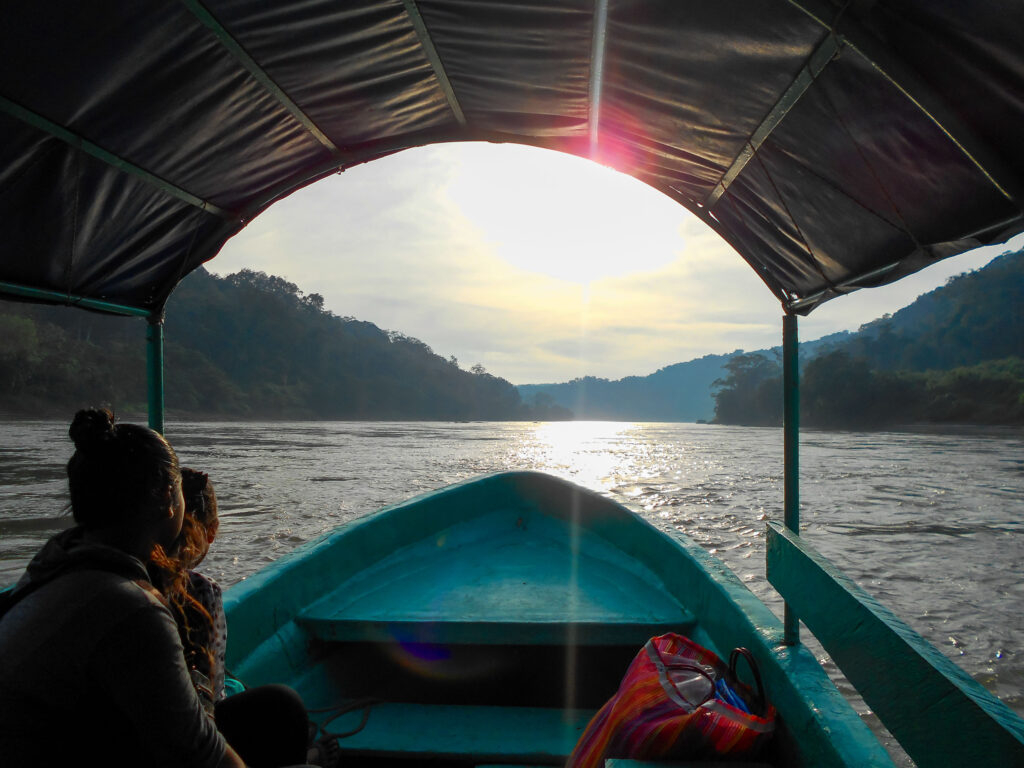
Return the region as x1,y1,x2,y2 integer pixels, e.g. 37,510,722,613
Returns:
149,468,219,708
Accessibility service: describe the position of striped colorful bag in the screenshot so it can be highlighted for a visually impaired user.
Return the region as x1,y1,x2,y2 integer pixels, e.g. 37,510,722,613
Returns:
567,633,776,768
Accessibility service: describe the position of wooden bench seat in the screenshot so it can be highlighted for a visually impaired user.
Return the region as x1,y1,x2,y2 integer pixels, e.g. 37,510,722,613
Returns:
605,761,773,767
296,611,696,646
294,507,697,647
322,701,595,764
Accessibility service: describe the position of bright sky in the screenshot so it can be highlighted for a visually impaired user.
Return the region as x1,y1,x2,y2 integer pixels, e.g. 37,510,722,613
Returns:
211,143,1022,385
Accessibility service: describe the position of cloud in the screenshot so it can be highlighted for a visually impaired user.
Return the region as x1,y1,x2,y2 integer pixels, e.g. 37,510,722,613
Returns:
211,143,1020,386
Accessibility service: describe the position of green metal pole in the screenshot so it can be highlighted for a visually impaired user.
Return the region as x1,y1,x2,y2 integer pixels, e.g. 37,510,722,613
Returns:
0,280,151,318
783,313,800,645
0,279,167,432
146,317,165,435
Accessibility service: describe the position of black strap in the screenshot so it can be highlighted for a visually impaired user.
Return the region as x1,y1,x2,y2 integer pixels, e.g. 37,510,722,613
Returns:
729,647,767,715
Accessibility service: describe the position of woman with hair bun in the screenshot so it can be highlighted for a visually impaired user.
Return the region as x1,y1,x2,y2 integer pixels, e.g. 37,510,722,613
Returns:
0,409,248,768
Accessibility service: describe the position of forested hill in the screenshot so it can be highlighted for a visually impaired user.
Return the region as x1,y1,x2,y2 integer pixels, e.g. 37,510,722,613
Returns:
520,248,1024,426
711,248,1024,427
3,250,1020,425
0,268,571,421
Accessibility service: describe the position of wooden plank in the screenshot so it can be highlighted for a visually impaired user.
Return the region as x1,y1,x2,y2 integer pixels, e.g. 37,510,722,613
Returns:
606,761,773,768
297,615,695,646
323,702,592,763
766,521,1024,768
294,504,695,646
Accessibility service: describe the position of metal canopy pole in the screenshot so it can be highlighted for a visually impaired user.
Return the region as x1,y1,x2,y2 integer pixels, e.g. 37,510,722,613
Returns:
0,280,151,318
0,279,166,433
146,316,165,435
783,313,800,645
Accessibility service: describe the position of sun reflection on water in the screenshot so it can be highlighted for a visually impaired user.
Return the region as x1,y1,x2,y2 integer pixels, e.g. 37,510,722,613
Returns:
521,421,641,491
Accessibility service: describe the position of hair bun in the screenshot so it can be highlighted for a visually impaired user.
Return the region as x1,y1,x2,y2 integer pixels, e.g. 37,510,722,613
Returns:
69,408,117,450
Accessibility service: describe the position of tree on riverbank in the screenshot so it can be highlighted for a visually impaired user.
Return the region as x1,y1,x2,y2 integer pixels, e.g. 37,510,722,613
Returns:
0,268,570,421
712,249,1024,428
711,354,782,426
712,351,1024,428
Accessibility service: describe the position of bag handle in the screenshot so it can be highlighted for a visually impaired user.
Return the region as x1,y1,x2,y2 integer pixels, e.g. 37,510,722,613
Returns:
729,647,766,715
645,639,716,712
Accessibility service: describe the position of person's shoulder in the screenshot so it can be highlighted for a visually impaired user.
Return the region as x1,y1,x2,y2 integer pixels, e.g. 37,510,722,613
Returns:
73,570,172,616
188,570,222,598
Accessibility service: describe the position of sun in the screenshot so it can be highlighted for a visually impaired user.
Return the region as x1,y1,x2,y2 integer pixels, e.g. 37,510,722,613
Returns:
443,143,692,285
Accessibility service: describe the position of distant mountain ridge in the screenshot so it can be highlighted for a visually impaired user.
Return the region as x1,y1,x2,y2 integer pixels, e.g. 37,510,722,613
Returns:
519,354,734,423
519,248,1024,422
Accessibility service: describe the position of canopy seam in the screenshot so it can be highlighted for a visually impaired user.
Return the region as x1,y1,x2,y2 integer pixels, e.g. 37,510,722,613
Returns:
767,141,918,244
63,149,82,303
815,73,922,249
754,151,835,292
156,210,206,314
664,183,793,308
783,0,1023,210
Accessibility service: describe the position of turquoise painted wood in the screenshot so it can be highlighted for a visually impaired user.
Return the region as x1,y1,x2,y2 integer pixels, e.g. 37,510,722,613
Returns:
295,507,696,646
224,471,892,768
766,521,1024,768
146,319,165,435
318,702,592,762
781,313,799,645
606,761,773,767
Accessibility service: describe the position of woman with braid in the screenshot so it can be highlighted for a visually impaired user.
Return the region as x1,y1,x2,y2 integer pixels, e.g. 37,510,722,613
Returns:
151,468,227,711
153,468,339,768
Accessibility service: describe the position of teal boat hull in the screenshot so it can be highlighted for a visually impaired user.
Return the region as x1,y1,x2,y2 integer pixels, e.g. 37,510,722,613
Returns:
224,470,892,766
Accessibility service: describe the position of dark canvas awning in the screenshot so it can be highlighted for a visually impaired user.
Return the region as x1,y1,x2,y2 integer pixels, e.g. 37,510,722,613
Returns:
2,0,1022,316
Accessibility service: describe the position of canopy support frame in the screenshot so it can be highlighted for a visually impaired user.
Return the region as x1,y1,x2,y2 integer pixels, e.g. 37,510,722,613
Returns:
784,0,1024,209
0,95,234,220
181,0,348,158
782,312,800,645
146,316,166,435
707,33,839,209
400,1,466,126
0,280,166,434
0,280,153,318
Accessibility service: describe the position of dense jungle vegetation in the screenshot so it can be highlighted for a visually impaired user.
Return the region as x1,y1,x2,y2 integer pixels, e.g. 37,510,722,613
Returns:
1,248,1020,428
0,268,571,421
711,249,1024,428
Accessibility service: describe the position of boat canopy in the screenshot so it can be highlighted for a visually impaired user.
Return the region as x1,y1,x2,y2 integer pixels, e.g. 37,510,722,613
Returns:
2,0,1022,316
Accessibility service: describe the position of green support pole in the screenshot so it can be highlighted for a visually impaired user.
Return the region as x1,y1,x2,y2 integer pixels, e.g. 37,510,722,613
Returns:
0,280,151,318
782,312,800,645
0,279,167,432
146,317,165,435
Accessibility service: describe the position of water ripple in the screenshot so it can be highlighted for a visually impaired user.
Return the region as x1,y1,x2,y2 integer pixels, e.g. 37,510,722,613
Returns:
1,419,1021,724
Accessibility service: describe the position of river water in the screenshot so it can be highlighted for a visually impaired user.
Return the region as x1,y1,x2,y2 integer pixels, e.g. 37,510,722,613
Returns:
1,419,1022,758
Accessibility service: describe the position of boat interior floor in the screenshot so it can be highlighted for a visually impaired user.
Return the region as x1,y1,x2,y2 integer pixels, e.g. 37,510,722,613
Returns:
295,640,789,767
